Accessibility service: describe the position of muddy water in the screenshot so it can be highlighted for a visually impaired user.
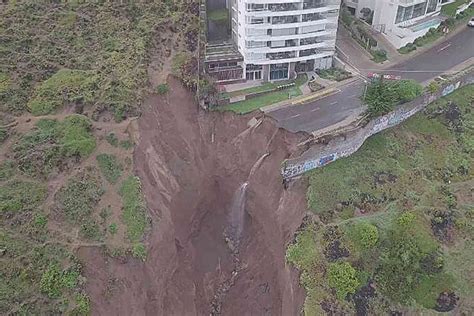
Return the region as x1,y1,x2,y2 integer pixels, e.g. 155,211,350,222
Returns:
78,77,308,315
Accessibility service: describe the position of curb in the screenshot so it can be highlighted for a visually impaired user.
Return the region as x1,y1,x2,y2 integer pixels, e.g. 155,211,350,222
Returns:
291,88,338,105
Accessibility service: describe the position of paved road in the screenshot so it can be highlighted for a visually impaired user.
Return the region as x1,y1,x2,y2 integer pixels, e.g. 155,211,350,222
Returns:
268,26,474,133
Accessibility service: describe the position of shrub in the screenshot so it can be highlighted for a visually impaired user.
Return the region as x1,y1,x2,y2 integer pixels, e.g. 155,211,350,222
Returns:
72,293,91,315
55,167,104,223
398,43,417,54
371,49,387,63
96,154,123,184
328,262,360,299
39,263,80,298
156,83,169,95
119,176,147,242
397,212,416,227
106,132,119,147
352,222,379,249
132,243,147,261
109,223,118,234
0,180,47,212
363,79,422,116
80,219,102,241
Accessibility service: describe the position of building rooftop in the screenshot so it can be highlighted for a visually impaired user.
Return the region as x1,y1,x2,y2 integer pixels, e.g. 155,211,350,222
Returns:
205,42,243,63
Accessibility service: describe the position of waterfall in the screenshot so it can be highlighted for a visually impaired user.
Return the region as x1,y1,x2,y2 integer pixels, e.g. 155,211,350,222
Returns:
227,182,248,247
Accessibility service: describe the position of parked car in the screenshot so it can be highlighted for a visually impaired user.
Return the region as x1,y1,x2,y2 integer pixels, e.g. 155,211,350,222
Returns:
468,17,474,27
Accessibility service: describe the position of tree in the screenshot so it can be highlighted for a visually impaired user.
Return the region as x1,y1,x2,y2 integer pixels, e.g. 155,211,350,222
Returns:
328,262,360,299
363,79,423,117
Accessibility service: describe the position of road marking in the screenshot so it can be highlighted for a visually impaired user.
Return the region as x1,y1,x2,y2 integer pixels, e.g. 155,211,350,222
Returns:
437,43,451,53
330,101,338,105
289,114,301,119
311,107,320,112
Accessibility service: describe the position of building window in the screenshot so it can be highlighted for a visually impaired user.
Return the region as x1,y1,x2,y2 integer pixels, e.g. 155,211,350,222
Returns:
246,64,263,80
270,63,289,80
395,1,430,24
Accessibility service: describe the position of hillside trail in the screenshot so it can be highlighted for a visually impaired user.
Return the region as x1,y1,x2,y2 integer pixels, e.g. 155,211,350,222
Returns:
78,77,309,315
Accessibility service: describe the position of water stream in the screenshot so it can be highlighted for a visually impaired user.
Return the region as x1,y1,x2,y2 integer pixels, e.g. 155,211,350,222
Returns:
226,182,248,248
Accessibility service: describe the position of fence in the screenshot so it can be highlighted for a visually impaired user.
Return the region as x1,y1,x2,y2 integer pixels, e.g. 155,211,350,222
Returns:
281,68,474,179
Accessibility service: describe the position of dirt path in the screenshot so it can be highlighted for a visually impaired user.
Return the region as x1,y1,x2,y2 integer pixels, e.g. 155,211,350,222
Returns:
78,77,308,315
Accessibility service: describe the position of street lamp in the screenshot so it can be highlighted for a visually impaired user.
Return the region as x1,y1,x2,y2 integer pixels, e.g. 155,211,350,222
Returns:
363,80,368,100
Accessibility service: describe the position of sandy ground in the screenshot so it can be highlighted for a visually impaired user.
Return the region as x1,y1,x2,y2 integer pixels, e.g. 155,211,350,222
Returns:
78,77,310,315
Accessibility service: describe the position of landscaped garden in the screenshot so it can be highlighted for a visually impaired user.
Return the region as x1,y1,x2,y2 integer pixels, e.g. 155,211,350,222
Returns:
218,74,308,114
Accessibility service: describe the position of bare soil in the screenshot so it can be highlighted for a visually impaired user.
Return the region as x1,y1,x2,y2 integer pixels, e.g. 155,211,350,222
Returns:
78,77,309,315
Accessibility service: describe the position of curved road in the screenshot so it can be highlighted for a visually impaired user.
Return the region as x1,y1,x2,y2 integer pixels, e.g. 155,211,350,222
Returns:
268,26,474,133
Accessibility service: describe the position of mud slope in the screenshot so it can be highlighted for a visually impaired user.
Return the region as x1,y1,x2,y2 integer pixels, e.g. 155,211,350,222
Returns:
79,77,308,315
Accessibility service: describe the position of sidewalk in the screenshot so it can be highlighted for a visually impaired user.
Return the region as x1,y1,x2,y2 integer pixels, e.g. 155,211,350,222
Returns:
261,76,360,113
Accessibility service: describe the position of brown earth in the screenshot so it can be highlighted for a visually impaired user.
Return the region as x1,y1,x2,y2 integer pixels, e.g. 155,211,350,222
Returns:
78,77,310,315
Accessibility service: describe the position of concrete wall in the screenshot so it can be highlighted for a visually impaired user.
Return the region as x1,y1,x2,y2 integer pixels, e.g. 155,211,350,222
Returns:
281,68,474,179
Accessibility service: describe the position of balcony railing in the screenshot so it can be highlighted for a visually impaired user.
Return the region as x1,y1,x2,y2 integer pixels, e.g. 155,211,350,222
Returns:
268,3,299,12
271,16,299,24
267,51,297,60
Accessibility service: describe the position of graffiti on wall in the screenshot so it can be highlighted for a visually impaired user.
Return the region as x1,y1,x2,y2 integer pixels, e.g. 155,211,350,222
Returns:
281,73,473,179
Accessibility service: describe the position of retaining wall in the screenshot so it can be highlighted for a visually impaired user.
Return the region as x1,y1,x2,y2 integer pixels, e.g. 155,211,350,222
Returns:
282,68,474,179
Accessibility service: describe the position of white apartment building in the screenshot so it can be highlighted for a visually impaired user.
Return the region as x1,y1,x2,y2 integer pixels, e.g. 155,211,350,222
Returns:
230,0,341,81
344,0,462,48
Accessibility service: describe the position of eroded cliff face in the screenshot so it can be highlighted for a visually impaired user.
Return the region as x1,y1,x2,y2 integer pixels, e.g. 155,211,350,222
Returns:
78,77,308,315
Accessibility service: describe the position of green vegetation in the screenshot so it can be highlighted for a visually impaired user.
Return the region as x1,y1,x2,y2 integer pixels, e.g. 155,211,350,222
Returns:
119,139,134,150
119,176,148,242
289,84,474,314
363,79,423,116
400,4,474,54
328,262,360,299
106,132,119,147
370,49,387,63
80,219,103,241
317,68,352,82
0,180,47,212
55,167,104,224
72,293,91,315
109,223,118,235
0,1,198,117
132,243,147,261
96,153,123,184
441,0,470,16
13,115,96,178
208,9,229,22
219,74,307,114
0,160,16,181
40,263,80,298
156,83,169,95
28,69,99,115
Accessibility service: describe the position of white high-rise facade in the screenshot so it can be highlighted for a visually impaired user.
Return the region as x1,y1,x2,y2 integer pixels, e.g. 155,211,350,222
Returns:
230,0,341,81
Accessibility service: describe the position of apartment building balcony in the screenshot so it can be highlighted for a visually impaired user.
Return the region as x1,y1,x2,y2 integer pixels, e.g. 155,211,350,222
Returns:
245,40,328,53
245,17,335,29
245,29,336,41
245,50,334,64
267,51,298,60
245,4,340,17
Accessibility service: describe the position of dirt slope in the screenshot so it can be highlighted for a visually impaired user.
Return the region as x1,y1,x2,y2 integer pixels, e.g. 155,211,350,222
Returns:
78,77,308,315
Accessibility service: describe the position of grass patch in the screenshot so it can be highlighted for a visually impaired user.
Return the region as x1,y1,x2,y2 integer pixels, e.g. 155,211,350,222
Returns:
55,167,104,224
119,176,148,242
13,115,96,178
441,0,470,16
219,74,307,114
96,153,123,184
119,139,134,149
28,69,98,116
0,160,15,181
